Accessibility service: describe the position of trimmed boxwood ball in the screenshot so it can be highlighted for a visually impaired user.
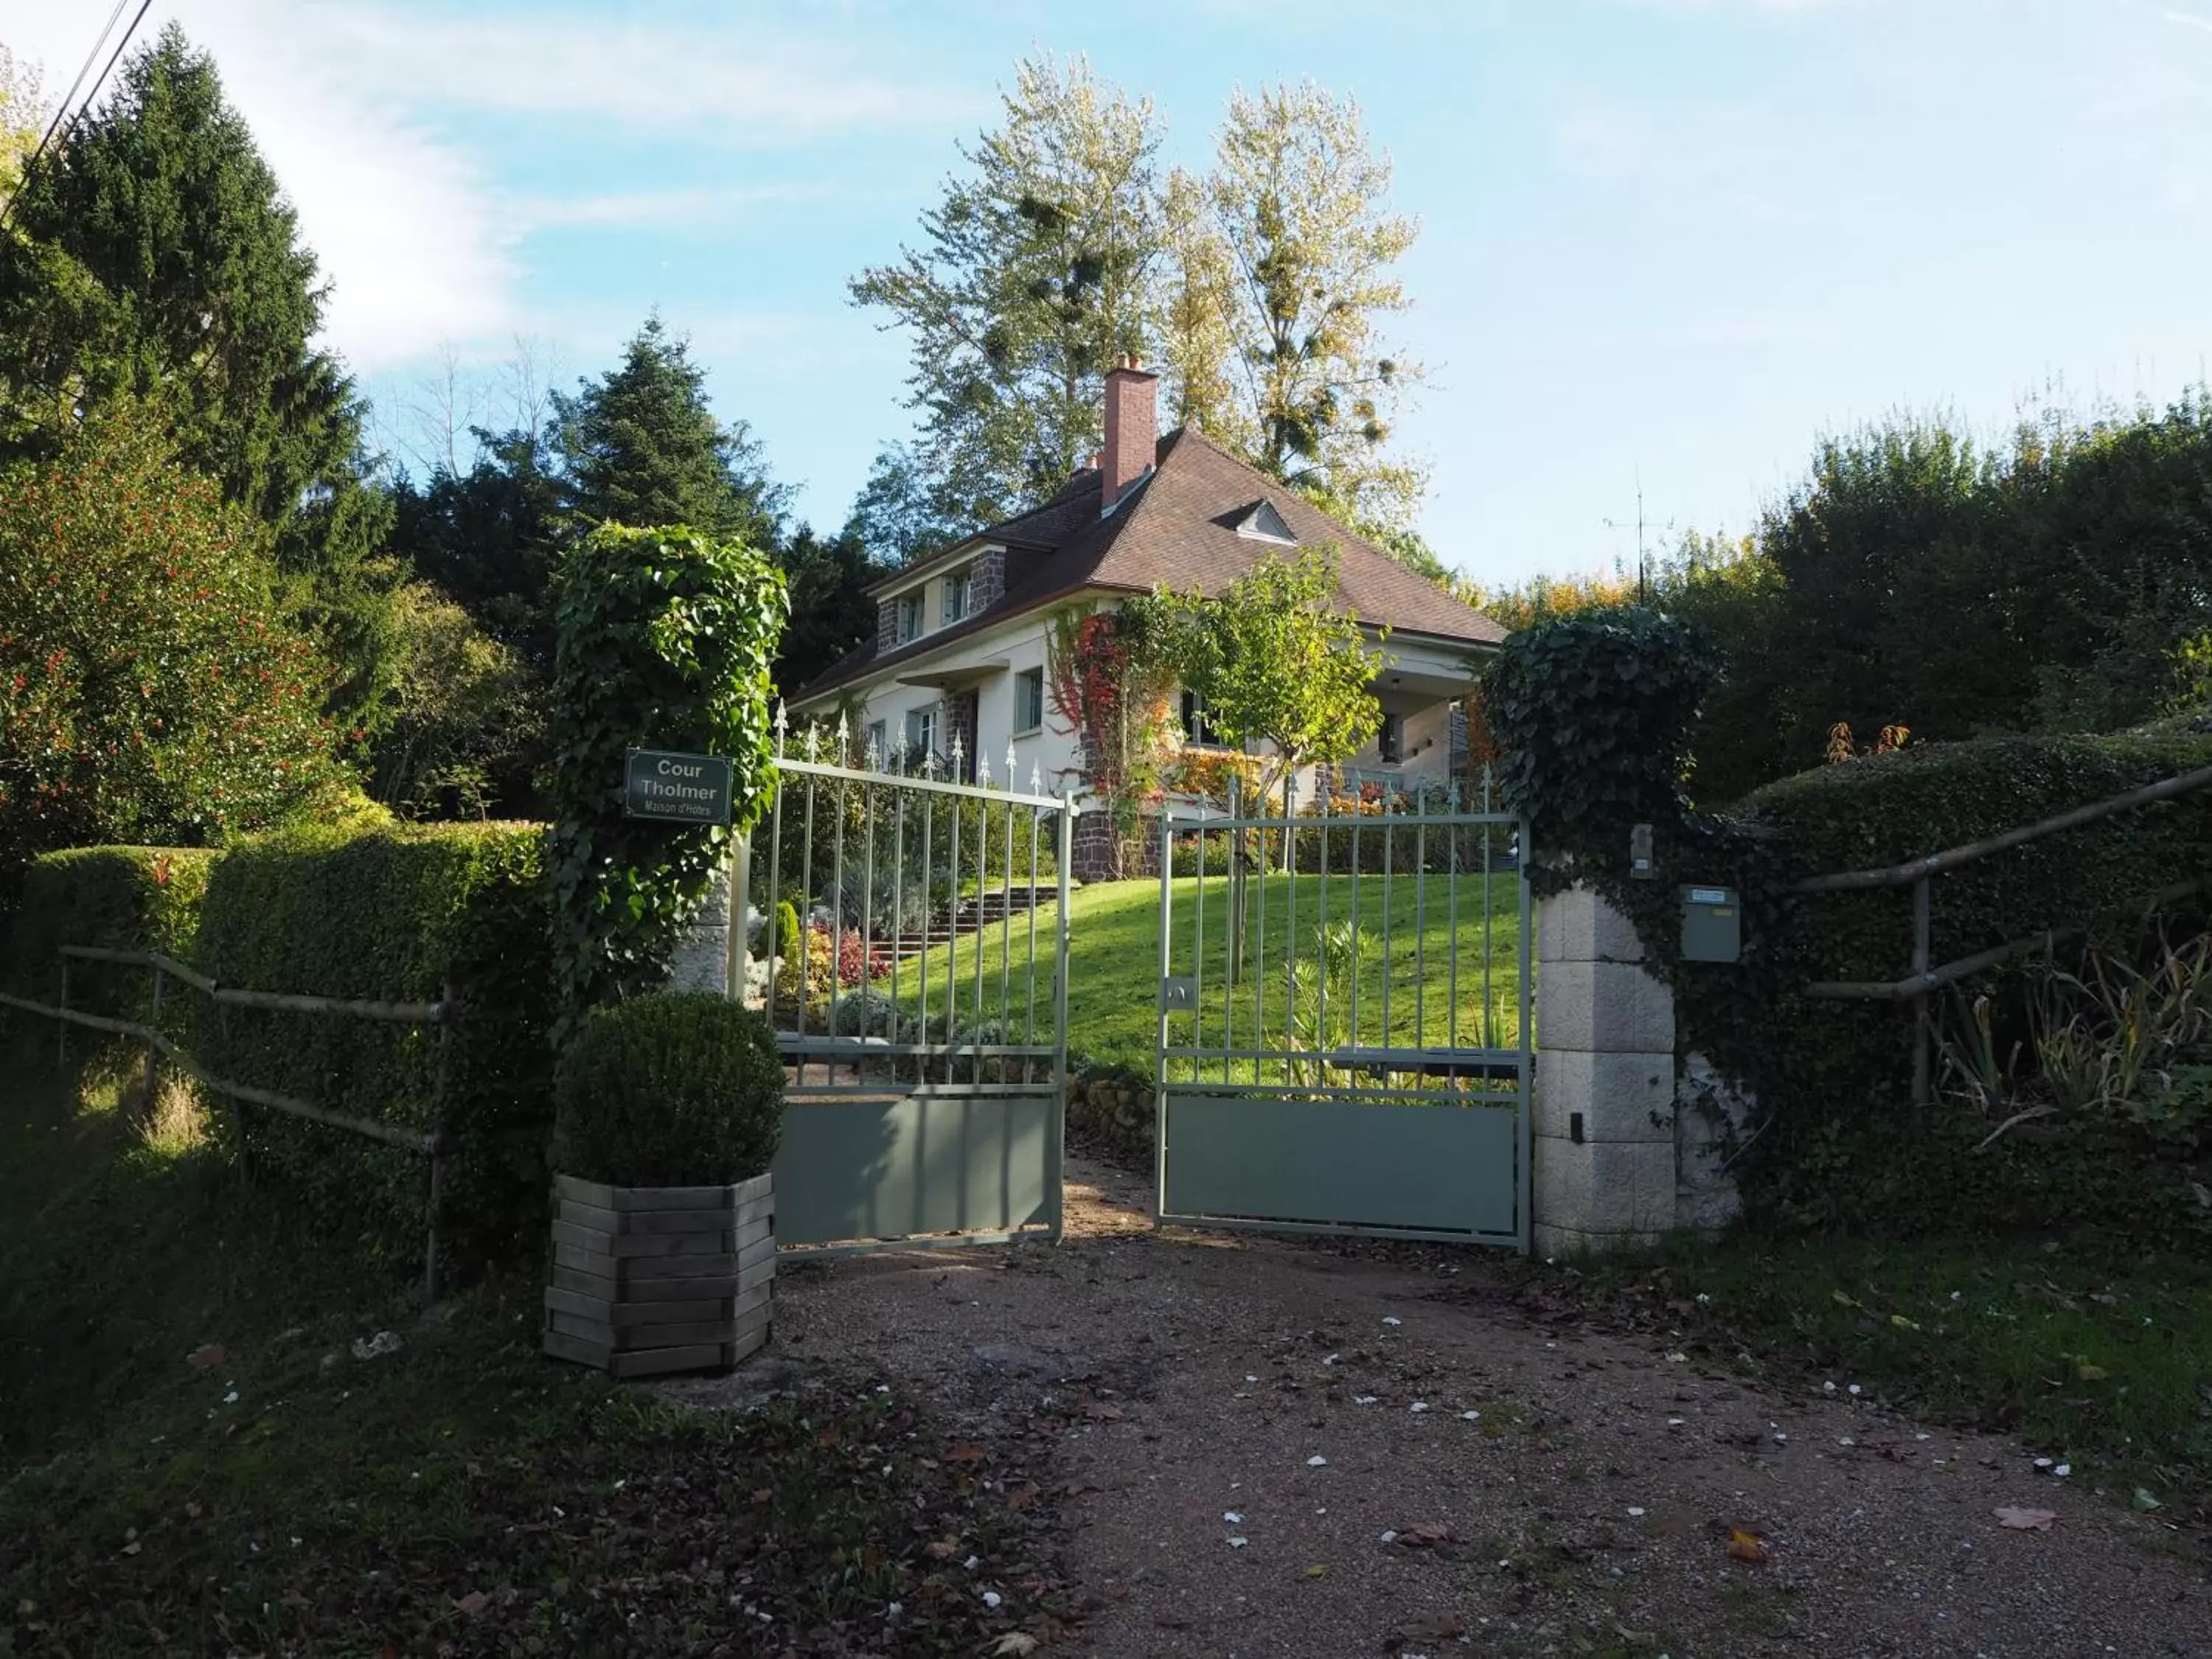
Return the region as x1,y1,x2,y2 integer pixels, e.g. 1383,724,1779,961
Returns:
554,992,785,1188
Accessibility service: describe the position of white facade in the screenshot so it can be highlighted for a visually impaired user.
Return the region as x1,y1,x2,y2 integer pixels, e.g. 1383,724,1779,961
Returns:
793,551,1486,805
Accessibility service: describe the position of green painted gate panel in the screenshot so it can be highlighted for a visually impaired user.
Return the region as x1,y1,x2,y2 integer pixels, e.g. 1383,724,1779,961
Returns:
772,1093,1059,1247
1161,1092,1521,1242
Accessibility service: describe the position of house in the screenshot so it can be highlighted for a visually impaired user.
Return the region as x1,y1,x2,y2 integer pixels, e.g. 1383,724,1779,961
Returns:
789,359,1507,838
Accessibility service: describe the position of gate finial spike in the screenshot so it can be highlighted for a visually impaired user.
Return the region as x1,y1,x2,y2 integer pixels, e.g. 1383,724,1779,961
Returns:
773,700,788,756
977,751,992,788
802,723,821,761
1030,762,1043,795
835,712,849,745
921,748,938,779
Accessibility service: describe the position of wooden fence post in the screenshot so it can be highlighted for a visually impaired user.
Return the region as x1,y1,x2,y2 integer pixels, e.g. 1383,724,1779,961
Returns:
145,967,164,1105
425,979,455,1303
1910,874,1932,1110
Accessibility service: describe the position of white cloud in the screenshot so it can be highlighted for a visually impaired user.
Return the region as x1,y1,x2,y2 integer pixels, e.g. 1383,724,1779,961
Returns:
0,0,515,371
509,184,799,233
0,1,971,375
311,7,975,141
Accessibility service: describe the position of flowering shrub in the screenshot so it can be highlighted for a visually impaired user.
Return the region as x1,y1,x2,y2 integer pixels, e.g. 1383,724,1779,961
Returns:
1045,606,1175,877
0,404,355,870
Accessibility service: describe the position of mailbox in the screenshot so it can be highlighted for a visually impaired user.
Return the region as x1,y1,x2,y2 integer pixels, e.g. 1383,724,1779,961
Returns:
1680,885,1741,963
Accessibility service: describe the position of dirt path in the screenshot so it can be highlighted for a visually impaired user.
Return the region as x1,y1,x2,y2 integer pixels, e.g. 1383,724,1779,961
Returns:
763,1156,2209,1658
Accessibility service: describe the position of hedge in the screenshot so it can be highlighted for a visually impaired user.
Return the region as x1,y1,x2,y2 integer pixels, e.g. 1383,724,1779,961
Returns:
1,846,220,1025
190,821,554,1265
1727,730,2212,1234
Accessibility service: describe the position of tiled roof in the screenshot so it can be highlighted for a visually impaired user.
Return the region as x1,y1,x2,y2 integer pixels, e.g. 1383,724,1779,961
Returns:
795,427,1505,701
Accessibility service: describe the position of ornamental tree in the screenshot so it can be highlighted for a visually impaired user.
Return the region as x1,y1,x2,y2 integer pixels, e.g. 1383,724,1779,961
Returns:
0,404,353,871
1135,548,1385,809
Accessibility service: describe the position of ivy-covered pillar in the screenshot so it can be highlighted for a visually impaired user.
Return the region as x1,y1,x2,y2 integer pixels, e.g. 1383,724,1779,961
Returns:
1534,886,1678,1254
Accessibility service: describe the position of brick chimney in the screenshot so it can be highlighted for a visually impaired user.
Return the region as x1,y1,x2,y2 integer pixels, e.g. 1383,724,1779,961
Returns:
1102,355,1158,512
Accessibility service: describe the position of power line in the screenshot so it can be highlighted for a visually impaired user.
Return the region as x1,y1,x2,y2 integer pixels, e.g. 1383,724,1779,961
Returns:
27,0,128,164
2,0,153,231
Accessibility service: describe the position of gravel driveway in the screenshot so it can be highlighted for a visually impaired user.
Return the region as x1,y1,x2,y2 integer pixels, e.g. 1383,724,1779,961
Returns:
767,1155,2210,1658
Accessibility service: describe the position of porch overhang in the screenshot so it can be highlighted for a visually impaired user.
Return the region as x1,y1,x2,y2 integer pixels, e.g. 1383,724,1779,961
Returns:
896,657,1011,692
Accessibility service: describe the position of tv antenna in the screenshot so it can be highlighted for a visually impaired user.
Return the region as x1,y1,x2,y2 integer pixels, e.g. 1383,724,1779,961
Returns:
1602,469,1674,606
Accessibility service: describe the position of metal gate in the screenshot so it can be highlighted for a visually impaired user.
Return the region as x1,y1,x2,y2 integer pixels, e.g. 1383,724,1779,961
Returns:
1153,773,1532,1248
745,717,1074,1253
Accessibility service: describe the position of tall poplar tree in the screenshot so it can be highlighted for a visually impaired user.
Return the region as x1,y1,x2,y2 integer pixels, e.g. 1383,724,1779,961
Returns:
850,53,1166,530
1183,81,1427,535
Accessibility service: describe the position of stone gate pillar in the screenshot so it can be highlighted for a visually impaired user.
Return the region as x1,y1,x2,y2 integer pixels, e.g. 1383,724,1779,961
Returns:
667,858,734,995
1533,886,1677,1254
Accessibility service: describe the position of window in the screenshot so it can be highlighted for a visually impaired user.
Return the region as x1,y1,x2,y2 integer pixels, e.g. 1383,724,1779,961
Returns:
1014,667,1045,734
942,567,972,625
1377,712,1404,765
904,705,938,763
894,594,922,644
863,720,887,766
1180,690,1226,748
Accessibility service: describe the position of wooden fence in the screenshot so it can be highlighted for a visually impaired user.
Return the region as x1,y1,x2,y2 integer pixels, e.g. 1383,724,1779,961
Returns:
0,945,456,1298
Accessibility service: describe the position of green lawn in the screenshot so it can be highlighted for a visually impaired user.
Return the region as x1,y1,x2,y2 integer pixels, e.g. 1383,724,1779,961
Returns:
1559,1234,2212,1528
867,872,1526,1075
0,1033,1063,1655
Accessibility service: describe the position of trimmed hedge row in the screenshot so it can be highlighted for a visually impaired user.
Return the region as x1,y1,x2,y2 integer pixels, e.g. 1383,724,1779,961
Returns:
1753,731,2212,990
1,846,219,1026
191,821,555,1265
1725,730,2212,1234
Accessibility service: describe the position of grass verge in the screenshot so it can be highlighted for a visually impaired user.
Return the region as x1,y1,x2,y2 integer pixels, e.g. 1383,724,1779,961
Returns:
1543,1232,2212,1534
0,1032,1067,1656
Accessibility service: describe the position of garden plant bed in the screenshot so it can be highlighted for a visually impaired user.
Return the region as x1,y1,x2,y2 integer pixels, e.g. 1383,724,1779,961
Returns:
544,1172,774,1377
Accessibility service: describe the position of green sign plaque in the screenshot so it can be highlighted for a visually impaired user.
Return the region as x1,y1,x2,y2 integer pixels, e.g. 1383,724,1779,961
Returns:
624,749,734,825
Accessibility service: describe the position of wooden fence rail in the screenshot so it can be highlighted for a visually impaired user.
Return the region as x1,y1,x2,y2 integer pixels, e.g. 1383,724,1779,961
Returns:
2,947,456,1299
1791,764,2212,1105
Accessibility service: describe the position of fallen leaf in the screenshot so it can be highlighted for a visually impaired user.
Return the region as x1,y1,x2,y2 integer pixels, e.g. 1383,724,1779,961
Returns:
1301,1563,1327,1579
943,1444,990,1464
1994,1507,2056,1531
1394,1521,1452,1548
1725,1528,1770,1564
2076,1363,2108,1382
187,1344,225,1371
1079,1401,1124,1422
1005,1486,1037,1512
990,1635,1040,1657
453,1590,490,1619
924,1538,959,1560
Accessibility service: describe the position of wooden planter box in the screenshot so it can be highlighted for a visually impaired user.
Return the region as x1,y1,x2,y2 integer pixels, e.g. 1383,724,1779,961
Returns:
543,1172,773,1378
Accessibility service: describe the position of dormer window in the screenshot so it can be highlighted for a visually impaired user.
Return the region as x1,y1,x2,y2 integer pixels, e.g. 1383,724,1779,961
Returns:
1234,500,1298,546
895,593,922,644
942,567,973,625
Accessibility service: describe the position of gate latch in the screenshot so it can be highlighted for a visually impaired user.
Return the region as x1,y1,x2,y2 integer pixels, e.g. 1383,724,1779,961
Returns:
1161,975,1196,1009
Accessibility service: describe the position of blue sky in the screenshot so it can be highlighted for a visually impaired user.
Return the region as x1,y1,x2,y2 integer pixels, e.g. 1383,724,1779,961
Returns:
7,0,2212,582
